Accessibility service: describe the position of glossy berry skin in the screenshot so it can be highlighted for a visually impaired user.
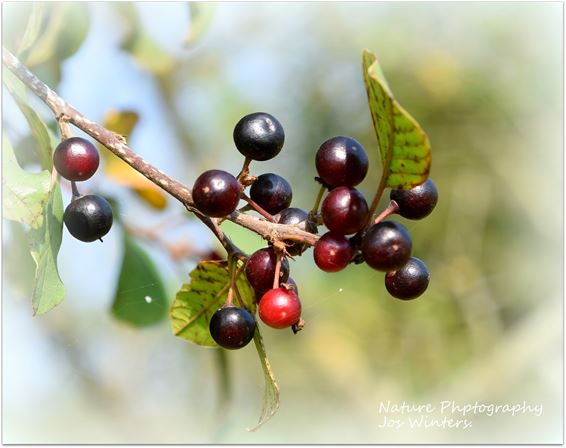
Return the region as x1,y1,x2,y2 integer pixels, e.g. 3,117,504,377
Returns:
315,136,369,188
385,257,430,300
390,179,438,220
233,112,285,161
250,173,292,215
245,247,290,294
321,187,369,235
209,306,256,349
53,137,100,181
64,194,113,242
277,207,318,255
313,232,354,273
361,221,412,271
258,288,301,329
192,170,241,217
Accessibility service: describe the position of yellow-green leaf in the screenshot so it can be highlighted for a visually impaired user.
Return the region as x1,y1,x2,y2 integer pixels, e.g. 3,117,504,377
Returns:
112,235,168,327
3,68,58,170
2,133,51,229
17,2,45,56
29,178,65,315
362,49,432,189
171,261,256,347
247,327,280,431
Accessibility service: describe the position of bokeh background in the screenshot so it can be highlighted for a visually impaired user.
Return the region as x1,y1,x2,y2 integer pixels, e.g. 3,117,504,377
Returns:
2,1,563,443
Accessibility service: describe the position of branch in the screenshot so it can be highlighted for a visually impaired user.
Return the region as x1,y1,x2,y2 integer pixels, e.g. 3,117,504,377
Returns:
2,47,319,252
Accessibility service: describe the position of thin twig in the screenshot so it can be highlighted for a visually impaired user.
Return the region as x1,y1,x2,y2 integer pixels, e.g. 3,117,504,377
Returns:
2,47,320,253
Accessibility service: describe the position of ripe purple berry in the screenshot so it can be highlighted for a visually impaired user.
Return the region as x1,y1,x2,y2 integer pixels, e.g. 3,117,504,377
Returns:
63,194,113,242
315,136,368,188
361,221,412,271
233,112,285,161
192,169,241,217
385,257,430,300
209,306,256,349
321,187,369,235
390,179,438,220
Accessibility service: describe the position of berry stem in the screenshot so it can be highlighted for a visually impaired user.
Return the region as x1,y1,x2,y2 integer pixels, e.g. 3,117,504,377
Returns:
373,200,399,224
70,181,81,200
367,175,388,225
241,193,277,223
272,253,282,289
310,185,326,214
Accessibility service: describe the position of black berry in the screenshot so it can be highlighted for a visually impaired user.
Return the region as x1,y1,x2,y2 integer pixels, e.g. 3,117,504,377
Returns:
277,207,318,255
209,306,256,349
390,179,438,220
321,187,369,235
192,169,241,217
64,194,113,242
250,173,292,215
313,232,354,272
245,247,290,294
361,221,412,271
53,137,100,181
385,257,429,300
315,136,368,188
233,112,285,161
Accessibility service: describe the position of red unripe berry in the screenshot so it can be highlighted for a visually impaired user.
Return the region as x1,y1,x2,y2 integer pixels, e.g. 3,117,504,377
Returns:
313,232,354,272
53,137,100,181
258,288,301,329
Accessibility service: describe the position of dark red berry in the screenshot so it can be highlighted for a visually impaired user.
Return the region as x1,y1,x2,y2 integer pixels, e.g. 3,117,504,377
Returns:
315,136,368,188
385,257,429,300
250,173,292,215
192,170,241,217
233,112,285,161
64,194,113,242
390,179,438,220
361,221,412,271
321,187,369,235
53,137,100,181
209,306,256,349
245,247,290,294
258,287,301,329
277,207,318,255
313,232,354,272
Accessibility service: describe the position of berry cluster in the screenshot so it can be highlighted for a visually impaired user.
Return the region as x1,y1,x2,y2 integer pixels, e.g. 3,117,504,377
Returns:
205,113,307,349
53,137,113,242
313,136,437,300
193,112,437,350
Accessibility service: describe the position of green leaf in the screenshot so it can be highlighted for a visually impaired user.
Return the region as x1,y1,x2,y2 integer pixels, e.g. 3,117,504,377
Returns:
2,133,51,229
17,2,45,56
170,261,256,347
112,236,168,327
25,3,90,67
185,2,216,47
4,220,37,298
247,327,280,431
29,178,65,315
362,49,432,189
3,68,58,170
